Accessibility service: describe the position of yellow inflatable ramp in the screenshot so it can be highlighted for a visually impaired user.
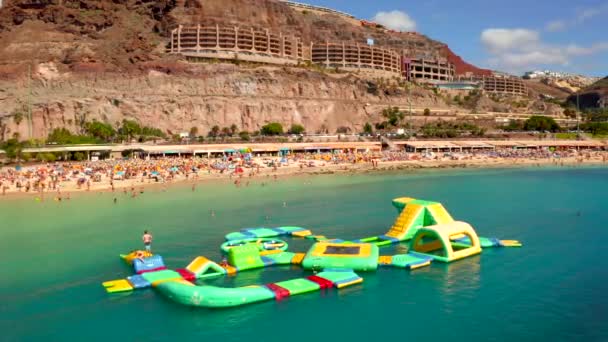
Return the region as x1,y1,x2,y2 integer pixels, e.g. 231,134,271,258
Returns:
378,256,393,265
292,230,312,237
426,203,454,225
120,250,153,265
102,279,133,293
291,253,306,265
186,256,211,274
385,203,424,240
221,264,238,275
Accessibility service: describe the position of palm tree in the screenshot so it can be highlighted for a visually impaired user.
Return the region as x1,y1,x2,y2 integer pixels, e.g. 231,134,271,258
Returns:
221,127,231,138
189,126,199,138
208,125,220,138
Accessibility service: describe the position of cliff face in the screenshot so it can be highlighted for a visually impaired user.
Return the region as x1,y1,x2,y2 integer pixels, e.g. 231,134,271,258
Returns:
567,77,608,109
0,0,178,73
443,46,492,76
0,63,449,140
0,0,499,141
0,0,470,73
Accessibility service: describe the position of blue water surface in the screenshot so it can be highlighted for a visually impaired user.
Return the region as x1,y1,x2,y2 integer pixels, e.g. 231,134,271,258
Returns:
0,167,606,341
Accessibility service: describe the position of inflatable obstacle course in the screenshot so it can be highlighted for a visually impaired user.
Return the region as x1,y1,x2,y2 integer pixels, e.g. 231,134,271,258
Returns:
103,196,521,309
102,246,314,295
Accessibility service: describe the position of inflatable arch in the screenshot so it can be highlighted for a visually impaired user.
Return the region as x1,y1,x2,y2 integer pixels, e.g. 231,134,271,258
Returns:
410,221,482,263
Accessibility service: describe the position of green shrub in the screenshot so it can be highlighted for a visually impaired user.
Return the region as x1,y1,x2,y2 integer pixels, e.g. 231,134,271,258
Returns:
523,116,561,132
239,131,250,141
261,122,284,136
289,124,305,135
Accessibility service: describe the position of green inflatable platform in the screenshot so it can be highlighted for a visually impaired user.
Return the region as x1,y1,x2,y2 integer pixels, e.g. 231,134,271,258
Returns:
156,282,276,308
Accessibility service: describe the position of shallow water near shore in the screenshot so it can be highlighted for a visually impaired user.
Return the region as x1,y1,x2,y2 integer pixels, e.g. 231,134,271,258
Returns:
1,167,607,341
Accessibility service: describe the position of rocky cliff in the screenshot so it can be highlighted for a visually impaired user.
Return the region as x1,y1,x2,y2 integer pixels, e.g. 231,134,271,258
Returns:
0,63,453,140
0,0,537,141
567,77,608,110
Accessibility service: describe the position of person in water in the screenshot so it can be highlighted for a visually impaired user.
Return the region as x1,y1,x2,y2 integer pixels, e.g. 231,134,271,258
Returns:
220,256,228,267
142,230,153,252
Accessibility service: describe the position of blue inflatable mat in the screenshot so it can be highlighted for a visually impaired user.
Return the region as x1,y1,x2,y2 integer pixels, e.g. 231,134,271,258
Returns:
260,256,276,267
127,274,152,289
133,255,165,274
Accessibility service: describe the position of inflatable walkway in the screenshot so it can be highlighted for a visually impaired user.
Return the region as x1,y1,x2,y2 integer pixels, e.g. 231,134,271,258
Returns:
225,226,312,241
156,270,362,308
103,245,308,294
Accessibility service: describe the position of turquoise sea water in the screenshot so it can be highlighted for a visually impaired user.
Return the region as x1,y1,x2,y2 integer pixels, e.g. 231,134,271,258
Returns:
1,167,607,341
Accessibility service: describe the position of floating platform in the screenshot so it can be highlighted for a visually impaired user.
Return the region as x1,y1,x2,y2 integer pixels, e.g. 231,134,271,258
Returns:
409,222,482,263
225,226,311,241
103,196,521,309
155,270,363,308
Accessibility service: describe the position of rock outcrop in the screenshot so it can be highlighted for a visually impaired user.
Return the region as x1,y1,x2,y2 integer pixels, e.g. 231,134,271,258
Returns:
567,77,608,109
0,63,451,140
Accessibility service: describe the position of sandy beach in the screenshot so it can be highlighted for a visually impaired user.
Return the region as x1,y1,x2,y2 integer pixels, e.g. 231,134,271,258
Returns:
2,149,607,200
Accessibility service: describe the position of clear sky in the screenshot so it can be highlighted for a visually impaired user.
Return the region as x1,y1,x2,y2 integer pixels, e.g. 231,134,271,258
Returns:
300,0,608,77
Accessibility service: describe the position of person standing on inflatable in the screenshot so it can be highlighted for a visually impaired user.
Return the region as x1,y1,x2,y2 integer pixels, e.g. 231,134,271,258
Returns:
142,230,153,252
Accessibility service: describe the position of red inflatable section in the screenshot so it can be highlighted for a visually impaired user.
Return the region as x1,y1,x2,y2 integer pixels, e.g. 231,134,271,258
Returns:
307,275,334,289
137,266,167,275
175,268,196,281
266,283,290,300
